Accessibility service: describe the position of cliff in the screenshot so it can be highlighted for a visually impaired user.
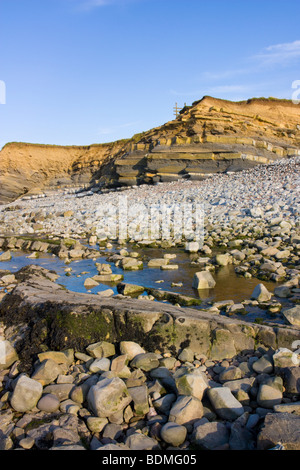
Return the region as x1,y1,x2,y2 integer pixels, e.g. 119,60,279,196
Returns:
1,96,300,204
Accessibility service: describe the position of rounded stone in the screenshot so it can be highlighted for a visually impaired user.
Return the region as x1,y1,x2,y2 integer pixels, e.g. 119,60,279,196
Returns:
160,422,187,447
37,393,60,412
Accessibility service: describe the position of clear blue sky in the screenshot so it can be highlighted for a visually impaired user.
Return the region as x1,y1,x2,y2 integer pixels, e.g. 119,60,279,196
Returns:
1,0,300,149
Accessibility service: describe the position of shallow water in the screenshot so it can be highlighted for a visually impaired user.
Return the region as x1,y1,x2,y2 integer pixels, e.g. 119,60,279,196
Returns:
0,246,280,306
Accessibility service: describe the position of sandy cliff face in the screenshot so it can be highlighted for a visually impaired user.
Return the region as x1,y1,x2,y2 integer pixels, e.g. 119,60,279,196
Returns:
0,140,131,204
1,96,300,204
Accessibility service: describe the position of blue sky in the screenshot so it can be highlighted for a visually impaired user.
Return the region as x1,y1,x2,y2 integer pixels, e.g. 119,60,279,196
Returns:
1,0,300,149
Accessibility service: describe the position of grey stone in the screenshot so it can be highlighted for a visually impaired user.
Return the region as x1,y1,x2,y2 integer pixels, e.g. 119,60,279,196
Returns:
160,422,187,447
10,375,43,412
130,353,160,372
87,377,132,419
31,359,63,386
125,432,160,450
37,394,60,413
207,387,244,421
169,396,203,426
257,413,300,450
193,421,229,450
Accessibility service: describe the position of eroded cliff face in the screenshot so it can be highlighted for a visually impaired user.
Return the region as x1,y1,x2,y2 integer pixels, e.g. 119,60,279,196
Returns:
0,140,131,204
1,96,300,204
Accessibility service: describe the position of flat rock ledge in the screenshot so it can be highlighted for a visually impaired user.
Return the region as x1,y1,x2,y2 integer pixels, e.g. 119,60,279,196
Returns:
0,266,299,372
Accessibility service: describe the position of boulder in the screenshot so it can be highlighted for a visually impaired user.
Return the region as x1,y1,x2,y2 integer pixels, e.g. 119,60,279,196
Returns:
185,242,200,253
192,271,216,289
257,413,300,450
160,422,187,447
10,375,43,412
119,342,146,361
130,353,160,372
175,372,208,401
117,283,145,295
282,306,300,327
207,387,244,421
0,340,18,371
31,359,63,386
193,421,229,450
87,377,132,419
86,342,115,359
169,396,203,426
251,283,272,302
125,433,160,450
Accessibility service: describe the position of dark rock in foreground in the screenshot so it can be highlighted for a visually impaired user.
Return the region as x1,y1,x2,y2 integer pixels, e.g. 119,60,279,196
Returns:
0,265,299,373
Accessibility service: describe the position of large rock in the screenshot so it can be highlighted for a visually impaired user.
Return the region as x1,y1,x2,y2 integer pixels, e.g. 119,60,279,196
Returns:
215,253,232,266
251,355,273,374
87,377,132,419
210,329,236,361
280,367,300,395
192,271,216,290
251,283,272,302
130,353,160,371
160,422,187,447
257,413,300,450
10,375,43,412
282,306,300,327
0,340,18,371
125,433,160,450
0,251,12,262
117,283,144,296
185,242,200,253
128,385,149,416
119,342,146,361
193,421,229,450
207,387,244,421
169,396,203,426
175,371,208,401
257,377,283,409
31,359,63,386
86,342,115,359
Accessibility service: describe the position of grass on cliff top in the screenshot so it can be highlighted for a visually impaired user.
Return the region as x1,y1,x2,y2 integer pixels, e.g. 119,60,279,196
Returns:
0,138,134,151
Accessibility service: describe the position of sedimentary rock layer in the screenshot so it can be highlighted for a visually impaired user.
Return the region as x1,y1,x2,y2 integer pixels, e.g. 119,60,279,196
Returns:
0,266,299,370
1,96,300,204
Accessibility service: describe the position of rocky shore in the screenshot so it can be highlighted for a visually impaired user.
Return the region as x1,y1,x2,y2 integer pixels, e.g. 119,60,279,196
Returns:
0,156,299,451
0,329,300,450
